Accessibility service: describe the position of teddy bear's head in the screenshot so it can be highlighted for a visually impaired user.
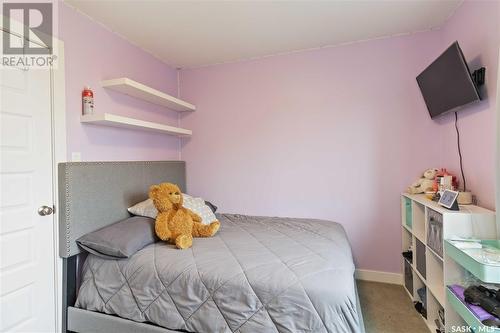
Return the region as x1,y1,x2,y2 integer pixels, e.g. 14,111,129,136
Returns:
423,168,438,180
149,182,183,212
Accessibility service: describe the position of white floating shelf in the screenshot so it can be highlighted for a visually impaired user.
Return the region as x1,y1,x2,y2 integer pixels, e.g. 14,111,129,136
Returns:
81,113,192,136
101,78,196,112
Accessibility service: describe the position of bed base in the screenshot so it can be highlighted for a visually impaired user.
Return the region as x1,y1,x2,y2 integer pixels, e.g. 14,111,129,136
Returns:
67,307,183,333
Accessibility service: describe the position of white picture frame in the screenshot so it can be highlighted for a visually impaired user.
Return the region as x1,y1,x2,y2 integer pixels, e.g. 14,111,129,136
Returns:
438,189,459,209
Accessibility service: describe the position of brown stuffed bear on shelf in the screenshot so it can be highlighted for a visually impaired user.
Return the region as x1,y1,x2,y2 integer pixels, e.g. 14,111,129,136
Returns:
149,182,220,249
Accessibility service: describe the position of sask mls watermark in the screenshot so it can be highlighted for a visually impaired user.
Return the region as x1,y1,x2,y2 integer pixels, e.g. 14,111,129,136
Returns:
1,1,58,68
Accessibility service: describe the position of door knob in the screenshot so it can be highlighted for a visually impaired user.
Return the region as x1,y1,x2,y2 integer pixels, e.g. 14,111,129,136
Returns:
38,205,53,216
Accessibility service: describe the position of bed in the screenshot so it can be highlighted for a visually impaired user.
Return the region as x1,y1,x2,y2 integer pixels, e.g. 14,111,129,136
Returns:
59,161,365,333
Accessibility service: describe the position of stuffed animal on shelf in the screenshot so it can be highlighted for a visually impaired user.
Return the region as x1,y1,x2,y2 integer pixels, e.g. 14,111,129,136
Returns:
432,168,459,192
149,182,220,249
407,168,439,194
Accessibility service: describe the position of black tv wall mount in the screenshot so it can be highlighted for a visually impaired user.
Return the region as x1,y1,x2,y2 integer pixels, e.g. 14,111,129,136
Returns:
472,67,486,86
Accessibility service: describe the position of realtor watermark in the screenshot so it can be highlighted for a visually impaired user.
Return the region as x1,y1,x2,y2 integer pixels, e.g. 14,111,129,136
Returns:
451,326,496,332
1,0,58,69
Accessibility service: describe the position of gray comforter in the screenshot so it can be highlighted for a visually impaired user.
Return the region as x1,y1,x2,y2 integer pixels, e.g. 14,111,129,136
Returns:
76,214,364,333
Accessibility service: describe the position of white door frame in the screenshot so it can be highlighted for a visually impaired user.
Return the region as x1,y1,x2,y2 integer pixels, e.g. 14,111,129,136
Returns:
1,25,67,332
51,37,67,333
496,46,500,239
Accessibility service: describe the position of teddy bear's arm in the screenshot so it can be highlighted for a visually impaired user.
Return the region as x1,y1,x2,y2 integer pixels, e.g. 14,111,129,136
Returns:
155,215,172,241
186,209,203,223
192,221,220,238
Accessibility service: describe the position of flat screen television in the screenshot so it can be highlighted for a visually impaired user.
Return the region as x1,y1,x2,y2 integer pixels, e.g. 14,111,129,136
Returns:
416,41,481,119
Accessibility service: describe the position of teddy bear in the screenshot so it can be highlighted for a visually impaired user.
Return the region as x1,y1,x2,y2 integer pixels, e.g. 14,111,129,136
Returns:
149,182,220,249
407,168,438,194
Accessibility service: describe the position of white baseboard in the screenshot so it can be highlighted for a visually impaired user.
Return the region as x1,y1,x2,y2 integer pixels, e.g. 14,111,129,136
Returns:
355,269,403,285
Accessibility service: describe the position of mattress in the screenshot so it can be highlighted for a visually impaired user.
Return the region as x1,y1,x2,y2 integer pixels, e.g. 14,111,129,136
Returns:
75,214,363,333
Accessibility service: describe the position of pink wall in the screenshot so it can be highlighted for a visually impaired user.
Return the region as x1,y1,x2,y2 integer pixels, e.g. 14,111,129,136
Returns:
179,31,445,273
59,3,181,161
434,0,499,210
58,1,499,274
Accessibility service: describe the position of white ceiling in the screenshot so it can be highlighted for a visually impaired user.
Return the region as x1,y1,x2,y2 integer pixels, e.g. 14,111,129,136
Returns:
65,0,463,69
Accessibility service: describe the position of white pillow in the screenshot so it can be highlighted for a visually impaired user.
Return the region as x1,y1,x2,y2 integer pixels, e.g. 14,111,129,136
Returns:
183,194,218,225
128,194,217,225
127,198,157,218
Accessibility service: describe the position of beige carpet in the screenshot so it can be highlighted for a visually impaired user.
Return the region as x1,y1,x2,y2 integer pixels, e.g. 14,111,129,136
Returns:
357,280,429,333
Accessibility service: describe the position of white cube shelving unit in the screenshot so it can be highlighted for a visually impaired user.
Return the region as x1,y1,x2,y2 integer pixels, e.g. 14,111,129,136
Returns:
401,193,496,332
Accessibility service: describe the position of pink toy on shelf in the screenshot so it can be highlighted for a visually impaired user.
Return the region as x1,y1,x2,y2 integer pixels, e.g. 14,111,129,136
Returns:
433,168,458,192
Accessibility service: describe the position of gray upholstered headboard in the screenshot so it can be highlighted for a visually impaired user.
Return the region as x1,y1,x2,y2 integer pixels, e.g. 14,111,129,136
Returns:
58,161,186,258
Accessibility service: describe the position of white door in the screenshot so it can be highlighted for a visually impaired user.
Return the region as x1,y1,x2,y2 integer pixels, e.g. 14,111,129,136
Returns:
0,31,56,332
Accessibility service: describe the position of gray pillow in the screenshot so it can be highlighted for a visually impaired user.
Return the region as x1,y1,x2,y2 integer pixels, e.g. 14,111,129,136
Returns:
77,216,157,259
204,201,218,213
